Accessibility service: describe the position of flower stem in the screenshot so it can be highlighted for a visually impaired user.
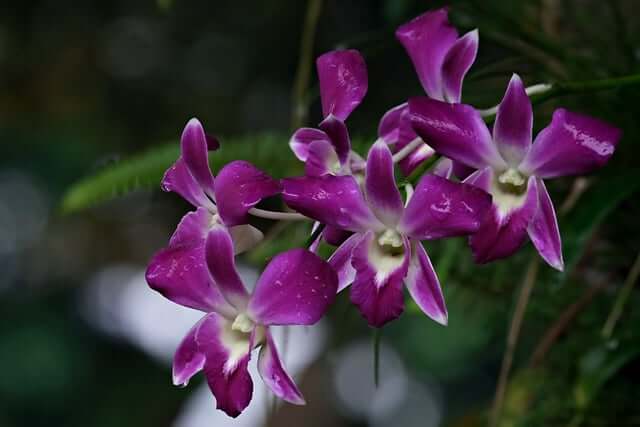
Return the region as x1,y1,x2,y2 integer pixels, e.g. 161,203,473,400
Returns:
480,72,640,121
290,0,324,130
489,257,539,427
601,251,640,339
248,208,310,221
391,137,425,164
372,328,382,387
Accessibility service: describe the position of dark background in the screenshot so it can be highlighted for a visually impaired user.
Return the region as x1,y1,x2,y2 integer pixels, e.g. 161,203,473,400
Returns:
1,0,639,426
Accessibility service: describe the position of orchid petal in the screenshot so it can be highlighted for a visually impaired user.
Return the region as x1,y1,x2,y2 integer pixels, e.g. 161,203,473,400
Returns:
493,74,533,166
431,157,454,179
258,329,305,405
146,209,235,316
305,139,340,177
398,139,436,177
378,103,417,146
441,29,479,103
161,157,215,211
181,118,217,200
289,128,330,161
318,115,351,165
350,231,410,327
283,175,383,232
200,314,254,418
452,161,475,180
528,179,564,271
323,225,352,246
406,242,447,325
400,174,492,240
173,314,209,387
396,8,458,100
248,249,338,326
469,176,539,263
519,109,621,178
409,97,505,169
328,233,363,292
204,225,250,310
365,140,404,227
214,160,282,226
317,49,368,121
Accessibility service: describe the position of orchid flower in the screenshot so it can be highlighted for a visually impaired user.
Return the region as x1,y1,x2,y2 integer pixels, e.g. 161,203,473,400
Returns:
146,118,281,310
409,74,622,270
171,227,338,417
283,140,491,327
289,49,369,247
379,8,478,177
289,49,368,179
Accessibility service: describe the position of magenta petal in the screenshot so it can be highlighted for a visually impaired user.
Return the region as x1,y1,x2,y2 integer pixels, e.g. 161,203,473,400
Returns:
396,8,458,100
181,118,217,199
528,179,564,271
378,103,418,146
328,233,363,292
248,249,338,326
452,161,475,180
365,141,404,227
305,139,340,177
198,314,254,418
520,109,621,179
289,128,330,161
441,29,479,103
398,140,436,177
205,225,250,310
173,314,209,386
323,225,352,246
146,210,235,316
470,176,539,263
214,160,282,227
431,157,454,178
258,329,305,405
318,115,351,165
316,49,368,121
406,242,447,325
162,157,215,210
409,97,505,169
283,175,383,232
350,231,410,327
400,174,492,240
493,74,533,166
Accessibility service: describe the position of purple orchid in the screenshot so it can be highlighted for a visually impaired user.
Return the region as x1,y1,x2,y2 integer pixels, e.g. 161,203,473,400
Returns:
409,74,622,270
283,140,491,327
171,227,338,417
289,49,368,178
146,118,281,312
379,8,478,177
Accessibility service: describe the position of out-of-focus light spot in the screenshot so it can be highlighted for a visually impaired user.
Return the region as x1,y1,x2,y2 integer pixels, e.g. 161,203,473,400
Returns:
332,340,409,420
102,17,165,80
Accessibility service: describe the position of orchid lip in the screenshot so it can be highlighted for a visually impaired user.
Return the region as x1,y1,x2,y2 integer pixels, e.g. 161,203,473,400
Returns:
376,229,405,256
496,168,527,195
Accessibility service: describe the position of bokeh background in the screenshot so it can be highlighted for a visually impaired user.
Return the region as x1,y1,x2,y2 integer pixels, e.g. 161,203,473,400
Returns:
1,0,640,426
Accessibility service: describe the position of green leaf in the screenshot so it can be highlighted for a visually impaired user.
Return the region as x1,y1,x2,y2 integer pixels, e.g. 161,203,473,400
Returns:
561,172,640,275
574,341,640,410
60,133,301,214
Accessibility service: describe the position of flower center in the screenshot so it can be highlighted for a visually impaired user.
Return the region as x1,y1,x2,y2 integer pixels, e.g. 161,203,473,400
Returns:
231,313,254,333
496,168,527,195
377,229,404,256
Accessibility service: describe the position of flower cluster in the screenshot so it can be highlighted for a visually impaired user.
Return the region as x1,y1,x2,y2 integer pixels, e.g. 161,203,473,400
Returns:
146,7,621,418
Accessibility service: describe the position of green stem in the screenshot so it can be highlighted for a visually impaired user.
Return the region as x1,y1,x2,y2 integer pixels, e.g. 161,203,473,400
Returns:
373,328,382,387
290,0,323,130
601,251,640,339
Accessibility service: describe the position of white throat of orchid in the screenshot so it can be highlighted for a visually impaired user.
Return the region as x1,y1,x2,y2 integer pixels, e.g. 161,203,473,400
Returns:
491,168,529,217
369,229,406,287
220,313,265,374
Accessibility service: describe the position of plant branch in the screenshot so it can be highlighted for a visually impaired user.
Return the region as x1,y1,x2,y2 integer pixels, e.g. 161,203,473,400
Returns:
249,208,310,221
489,257,539,427
290,0,323,130
601,251,640,339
